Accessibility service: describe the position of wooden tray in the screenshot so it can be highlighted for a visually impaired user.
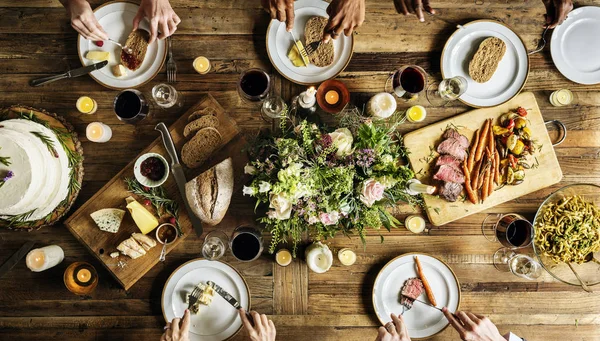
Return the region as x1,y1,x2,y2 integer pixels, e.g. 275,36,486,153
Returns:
65,94,245,290
403,92,562,226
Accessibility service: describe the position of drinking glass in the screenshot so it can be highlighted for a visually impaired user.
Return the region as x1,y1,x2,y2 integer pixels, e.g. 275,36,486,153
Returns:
113,89,150,124
152,83,184,111
426,76,468,106
482,213,533,248
201,230,229,261
385,65,428,102
230,226,264,262
493,247,543,280
237,68,271,104
261,94,287,121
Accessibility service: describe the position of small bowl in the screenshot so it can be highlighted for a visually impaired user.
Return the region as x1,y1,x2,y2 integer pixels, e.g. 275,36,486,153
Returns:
156,223,178,245
134,153,170,188
316,79,350,114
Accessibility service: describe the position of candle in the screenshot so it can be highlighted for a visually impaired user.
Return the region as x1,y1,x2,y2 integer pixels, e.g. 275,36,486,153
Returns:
276,249,292,267
406,105,427,123
64,262,98,295
405,215,426,234
76,96,97,114
549,89,573,107
305,242,333,273
367,93,397,119
77,268,92,283
302,86,317,105
325,90,340,105
193,56,211,74
86,122,112,143
338,248,356,266
26,245,64,272
405,179,436,195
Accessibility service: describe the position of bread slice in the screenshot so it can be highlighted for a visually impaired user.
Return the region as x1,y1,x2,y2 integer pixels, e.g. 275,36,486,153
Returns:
184,115,220,139
131,233,157,251
185,158,234,225
181,127,222,169
121,29,150,71
468,37,506,83
188,107,218,122
305,17,334,67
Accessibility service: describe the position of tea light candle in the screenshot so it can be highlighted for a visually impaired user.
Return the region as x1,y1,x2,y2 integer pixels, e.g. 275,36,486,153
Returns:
405,215,426,234
26,245,64,272
86,122,112,143
76,268,92,284
338,248,356,266
276,249,292,267
325,90,340,105
367,93,397,119
193,56,211,74
305,242,333,273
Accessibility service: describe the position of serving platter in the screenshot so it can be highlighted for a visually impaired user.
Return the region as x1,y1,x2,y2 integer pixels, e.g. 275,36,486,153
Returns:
403,92,562,226
266,0,354,85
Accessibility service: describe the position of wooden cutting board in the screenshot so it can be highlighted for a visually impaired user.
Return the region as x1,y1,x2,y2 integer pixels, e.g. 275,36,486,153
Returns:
403,92,562,226
65,94,245,290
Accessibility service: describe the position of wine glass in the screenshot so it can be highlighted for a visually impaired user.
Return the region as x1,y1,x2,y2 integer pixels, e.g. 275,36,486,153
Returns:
237,68,271,105
152,83,184,111
113,89,150,124
426,76,468,106
201,230,229,261
482,213,533,248
493,247,543,280
384,65,428,102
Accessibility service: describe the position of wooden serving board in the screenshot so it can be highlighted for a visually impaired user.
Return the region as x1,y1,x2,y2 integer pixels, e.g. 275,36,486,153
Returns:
403,92,562,226
65,94,246,290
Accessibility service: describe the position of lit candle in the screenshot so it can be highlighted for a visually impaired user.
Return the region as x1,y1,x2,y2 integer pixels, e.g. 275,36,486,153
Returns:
325,90,340,105
193,56,211,74
76,96,97,114
77,268,92,283
367,93,397,119
405,179,436,195
338,248,356,266
86,122,112,143
305,242,333,273
549,89,573,107
405,215,426,234
276,249,292,267
64,262,98,295
26,245,64,272
302,86,317,103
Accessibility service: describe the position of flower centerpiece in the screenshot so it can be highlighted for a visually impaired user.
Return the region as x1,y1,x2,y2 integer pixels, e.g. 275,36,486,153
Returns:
243,119,419,255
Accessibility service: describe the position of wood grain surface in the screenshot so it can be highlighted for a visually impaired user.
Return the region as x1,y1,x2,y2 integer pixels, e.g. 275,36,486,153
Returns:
1,0,600,340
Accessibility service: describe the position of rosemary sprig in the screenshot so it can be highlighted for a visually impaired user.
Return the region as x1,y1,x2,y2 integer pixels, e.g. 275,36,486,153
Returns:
0,149,10,167
31,131,59,158
0,209,37,228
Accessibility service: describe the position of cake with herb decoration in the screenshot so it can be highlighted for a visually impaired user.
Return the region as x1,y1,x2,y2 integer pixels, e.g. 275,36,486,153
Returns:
0,106,83,229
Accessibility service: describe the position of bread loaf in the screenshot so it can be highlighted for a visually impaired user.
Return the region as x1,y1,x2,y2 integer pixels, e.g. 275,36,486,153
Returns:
468,37,506,83
305,17,334,67
121,29,150,71
181,127,222,169
184,115,220,139
185,158,234,225
188,107,218,122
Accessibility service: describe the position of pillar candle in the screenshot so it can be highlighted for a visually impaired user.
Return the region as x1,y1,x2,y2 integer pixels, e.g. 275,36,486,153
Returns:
305,242,333,273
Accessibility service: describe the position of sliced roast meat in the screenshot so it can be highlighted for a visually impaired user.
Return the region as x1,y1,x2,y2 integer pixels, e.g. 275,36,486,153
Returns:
439,182,463,202
433,164,465,183
435,155,461,171
400,277,424,309
437,138,467,161
442,128,469,149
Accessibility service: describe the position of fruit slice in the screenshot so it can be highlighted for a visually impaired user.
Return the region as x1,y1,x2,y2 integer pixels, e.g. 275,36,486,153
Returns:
76,96,97,114
406,105,427,122
85,51,110,61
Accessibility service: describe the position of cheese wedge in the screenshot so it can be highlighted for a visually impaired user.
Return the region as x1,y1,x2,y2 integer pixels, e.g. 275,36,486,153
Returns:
112,64,128,77
86,51,110,61
90,208,125,233
125,196,159,234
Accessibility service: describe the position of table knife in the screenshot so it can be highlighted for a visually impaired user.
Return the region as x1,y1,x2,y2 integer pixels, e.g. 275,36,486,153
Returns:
402,295,459,319
207,281,253,323
155,122,204,237
0,241,35,279
30,60,108,87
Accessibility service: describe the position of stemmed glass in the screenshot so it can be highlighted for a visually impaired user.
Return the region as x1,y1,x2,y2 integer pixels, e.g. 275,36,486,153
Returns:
482,213,533,248
384,65,428,102
201,230,229,261
426,76,468,106
493,247,543,280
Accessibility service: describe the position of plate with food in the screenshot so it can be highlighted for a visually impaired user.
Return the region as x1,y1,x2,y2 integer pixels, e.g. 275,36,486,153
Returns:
441,20,529,108
77,1,167,89
373,253,461,339
551,6,600,85
266,0,354,85
162,259,250,341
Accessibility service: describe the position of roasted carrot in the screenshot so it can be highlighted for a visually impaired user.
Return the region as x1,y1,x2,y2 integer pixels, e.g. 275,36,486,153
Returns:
488,155,495,194
471,159,482,190
494,149,501,185
462,162,478,204
481,167,490,202
477,155,488,190
414,256,437,306
475,119,490,162
488,118,495,154
467,129,479,172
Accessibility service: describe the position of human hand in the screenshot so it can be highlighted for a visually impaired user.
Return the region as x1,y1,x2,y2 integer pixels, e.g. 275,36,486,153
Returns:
63,0,108,41
240,308,276,341
375,313,411,341
322,0,365,42
160,309,191,341
394,0,436,22
542,0,573,28
133,0,181,44
261,0,295,32
442,308,506,341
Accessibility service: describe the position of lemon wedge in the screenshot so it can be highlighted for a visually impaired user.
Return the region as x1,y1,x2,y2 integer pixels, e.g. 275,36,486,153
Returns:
76,96,97,114
406,105,427,123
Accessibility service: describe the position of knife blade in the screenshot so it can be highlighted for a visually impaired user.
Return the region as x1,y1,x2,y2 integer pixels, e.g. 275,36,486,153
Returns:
0,241,35,279
207,281,253,324
155,122,204,237
30,61,108,87
401,294,459,319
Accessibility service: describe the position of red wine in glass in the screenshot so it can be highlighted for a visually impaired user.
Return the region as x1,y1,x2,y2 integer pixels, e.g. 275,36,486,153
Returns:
230,226,263,262
113,89,149,124
238,69,270,103
390,65,428,101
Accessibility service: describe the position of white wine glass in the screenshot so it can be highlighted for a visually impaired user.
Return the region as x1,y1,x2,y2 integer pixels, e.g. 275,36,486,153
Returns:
202,230,229,261
426,76,468,106
493,247,544,280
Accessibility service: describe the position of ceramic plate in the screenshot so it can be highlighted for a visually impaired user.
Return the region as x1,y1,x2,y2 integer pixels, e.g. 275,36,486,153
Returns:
551,6,600,84
77,1,167,89
372,253,461,340
161,259,250,341
441,20,529,108
266,0,354,85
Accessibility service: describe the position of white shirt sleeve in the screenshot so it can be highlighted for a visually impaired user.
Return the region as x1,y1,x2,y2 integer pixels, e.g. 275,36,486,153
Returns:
504,332,524,341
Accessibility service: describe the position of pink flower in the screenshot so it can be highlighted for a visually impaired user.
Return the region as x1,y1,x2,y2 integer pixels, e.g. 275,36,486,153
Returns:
319,211,340,226
360,179,385,207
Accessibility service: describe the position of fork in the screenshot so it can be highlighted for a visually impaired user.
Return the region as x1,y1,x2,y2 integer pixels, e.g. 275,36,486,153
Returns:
166,37,177,83
187,286,203,311
304,40,321,57
106,38,133,55
528,26,549,55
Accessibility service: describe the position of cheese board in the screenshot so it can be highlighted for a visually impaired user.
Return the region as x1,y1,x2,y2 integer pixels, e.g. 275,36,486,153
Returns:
65,94,246,290
403,92,563,226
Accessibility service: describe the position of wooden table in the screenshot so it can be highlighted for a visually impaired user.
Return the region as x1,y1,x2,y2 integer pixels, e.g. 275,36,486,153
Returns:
1,1,600,340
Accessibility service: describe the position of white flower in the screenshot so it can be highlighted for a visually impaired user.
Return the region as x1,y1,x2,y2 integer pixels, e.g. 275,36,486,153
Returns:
244,164,256,175
308,215,320,225
376,175,398,189
242,186,256,196
269,193,292,220
319,211,340,226
329,128,354,157
258,181,271,193
339,202,352,217
381,154,394,165
360,179,385,207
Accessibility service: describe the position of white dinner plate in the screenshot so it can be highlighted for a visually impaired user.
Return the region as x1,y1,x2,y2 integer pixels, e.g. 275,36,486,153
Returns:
266,0,354,85
551,6,600,84
372,253,461,340
161,259,250,341
77,1,167,90
441,20,529,108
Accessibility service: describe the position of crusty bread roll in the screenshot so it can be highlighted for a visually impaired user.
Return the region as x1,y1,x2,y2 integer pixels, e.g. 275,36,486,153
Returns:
305,17,334,67
468,37,506,83
185,158,234,226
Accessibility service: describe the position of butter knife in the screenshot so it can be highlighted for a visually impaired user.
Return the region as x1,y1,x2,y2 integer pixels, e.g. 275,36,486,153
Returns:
207,281,253,323
155,122,204,237
30,60,108,87
0,241,35,279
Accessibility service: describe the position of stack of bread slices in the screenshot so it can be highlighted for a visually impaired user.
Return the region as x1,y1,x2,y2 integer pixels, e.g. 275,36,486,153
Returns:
181,107,222,169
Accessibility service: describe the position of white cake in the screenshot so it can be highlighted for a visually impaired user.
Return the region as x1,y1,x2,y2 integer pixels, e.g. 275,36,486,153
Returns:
0,119,72,221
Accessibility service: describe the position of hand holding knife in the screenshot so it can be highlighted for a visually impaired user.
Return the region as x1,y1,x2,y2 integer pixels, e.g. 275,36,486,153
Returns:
207,281,253,324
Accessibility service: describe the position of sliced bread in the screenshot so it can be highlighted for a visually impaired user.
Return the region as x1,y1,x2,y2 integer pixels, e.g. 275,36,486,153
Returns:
184,115,220,139
188,107,218,122
185,158,234,225
121,29,150,71
181,127,222,169
305,17,334,67
468,37,506,83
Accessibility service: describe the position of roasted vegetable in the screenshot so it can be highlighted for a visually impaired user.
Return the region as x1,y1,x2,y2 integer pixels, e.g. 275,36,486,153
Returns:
493,126,511,136
514,117,527,129
516,107,528,117
506,134,518,151
512,140,525,155
505,118,515,130
521,126,532,140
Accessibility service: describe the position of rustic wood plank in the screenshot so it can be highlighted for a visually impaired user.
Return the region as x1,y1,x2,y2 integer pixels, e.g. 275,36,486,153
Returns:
273,258,309,315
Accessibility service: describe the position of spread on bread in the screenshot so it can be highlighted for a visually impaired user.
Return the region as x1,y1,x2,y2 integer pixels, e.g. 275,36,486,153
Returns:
121,29,149,71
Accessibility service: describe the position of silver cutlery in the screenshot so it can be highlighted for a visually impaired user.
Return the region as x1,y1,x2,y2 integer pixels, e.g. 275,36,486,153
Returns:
304,40,321,57
166,37,177,83
568,263,593,293
529,26,549,55
29,60,108,87
106,38,133,55
187,286,203,311
207,281,253,323
158,243,167,262
401,294,459,319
